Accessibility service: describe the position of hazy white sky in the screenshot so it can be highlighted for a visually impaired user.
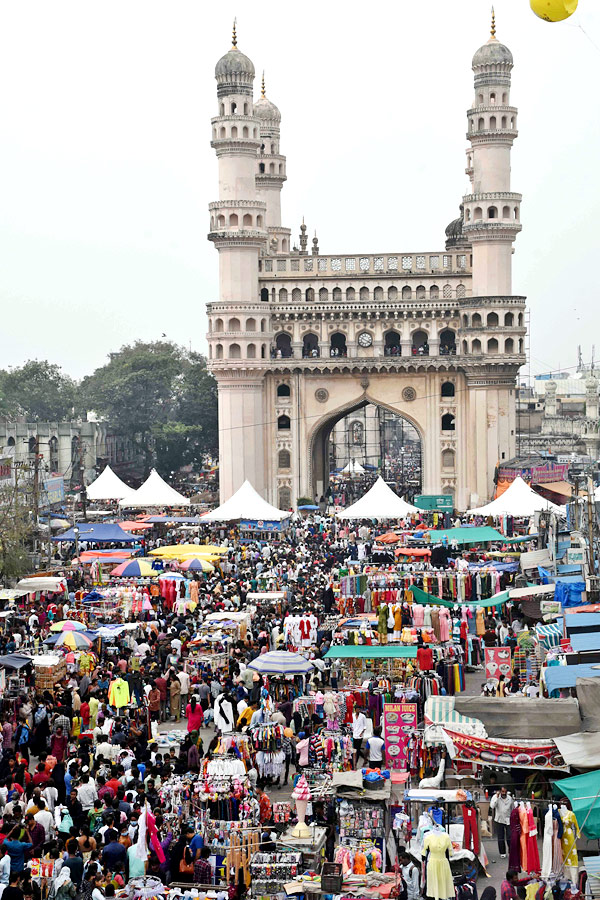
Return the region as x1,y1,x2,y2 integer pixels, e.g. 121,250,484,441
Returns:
0,0,598,380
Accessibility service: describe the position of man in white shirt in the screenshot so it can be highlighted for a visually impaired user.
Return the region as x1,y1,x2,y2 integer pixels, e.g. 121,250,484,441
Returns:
0,844,11,897
34,799,55,840
77,774,97,812
366,727,385,766
399,851,420,900
177,669,190,716
351,710,368,769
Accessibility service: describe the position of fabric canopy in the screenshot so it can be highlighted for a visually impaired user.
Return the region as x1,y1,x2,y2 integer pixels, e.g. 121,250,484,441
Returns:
553,733,600,769
452,697,581,740
570,632,600,653
85,465,132,501
423,697,487,745
535,621,563,649
553,770,600,838
576,679,600,733
409,584,510,609
52,523,137,543
341,460,365,474
426,525,505,546
325,645,417,659
0,654,32,670
543,664,600,693
119,469,190,508
467,477,564,516
337,477,418,520
247,651,313,674
15,576,67,592
202,480,290,522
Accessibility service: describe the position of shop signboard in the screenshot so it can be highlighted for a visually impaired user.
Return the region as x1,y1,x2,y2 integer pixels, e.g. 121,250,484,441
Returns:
41,476,65,508
443,727,568,771
567,548,586,565
414,494,453,511
484,647,512,683
240,519,283,532
383,701,416,770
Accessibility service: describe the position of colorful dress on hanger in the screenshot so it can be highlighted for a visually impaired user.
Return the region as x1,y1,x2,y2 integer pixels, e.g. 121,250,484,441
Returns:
526,806,541,873
518,804,529,872
509,806,521,870
560,809,579,869
422,830,454,900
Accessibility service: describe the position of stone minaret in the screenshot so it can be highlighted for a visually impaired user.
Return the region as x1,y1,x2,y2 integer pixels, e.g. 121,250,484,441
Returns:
207,23,269,500
254,73,291,255
463,9,522,295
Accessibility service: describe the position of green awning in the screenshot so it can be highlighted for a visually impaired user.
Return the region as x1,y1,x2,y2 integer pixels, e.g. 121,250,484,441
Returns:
409,585,510,609
325,645,418,659
553,770,600,838
503,534,538,544
426,526,505,545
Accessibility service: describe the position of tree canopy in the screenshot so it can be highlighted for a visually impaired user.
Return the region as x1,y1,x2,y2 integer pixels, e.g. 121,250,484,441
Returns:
0,360,76,421
80,341,218,475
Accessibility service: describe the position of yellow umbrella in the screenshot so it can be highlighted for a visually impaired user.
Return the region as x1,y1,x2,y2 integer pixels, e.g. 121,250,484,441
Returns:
530,0,578,22
149,543,228,558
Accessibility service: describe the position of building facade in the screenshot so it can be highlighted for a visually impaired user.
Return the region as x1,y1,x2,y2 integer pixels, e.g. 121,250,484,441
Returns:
206,19,526,510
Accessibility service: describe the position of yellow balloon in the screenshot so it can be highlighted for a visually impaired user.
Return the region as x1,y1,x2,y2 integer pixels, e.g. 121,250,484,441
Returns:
530,0,578,22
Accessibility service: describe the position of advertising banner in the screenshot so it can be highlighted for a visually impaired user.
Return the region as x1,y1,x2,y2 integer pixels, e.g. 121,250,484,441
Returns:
442,727,568,771
383,702,416,770
484,647,512,683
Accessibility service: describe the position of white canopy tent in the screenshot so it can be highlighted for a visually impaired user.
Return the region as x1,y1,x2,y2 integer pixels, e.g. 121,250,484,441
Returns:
119,469,190,508
341,460,366,475
85,465,132,501
336,476,419,520
467,476,564,517
202,480,291,522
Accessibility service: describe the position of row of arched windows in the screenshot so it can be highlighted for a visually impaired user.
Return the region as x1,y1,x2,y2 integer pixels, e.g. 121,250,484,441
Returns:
214,124,259,141
469,114,515,132
212,212,264,229
270,284,465,303
219,101,251,116
212,343,268,359
258,162,284,175
464,338,522,354
477,92,508,106
277,446,456,473
212,317,268,333
466,205,519,222
463,311,523,327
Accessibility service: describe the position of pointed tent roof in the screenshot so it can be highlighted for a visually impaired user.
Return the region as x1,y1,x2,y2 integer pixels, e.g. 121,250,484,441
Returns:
85,465,132,501
341,460,366,474
119,469,190,508
336,477,419,520
202,480,291,522
467,476,564,517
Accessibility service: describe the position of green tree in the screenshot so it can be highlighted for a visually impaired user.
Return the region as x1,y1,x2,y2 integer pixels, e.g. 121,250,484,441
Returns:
0,480,33,581
0,360,76,421
81,341,218,475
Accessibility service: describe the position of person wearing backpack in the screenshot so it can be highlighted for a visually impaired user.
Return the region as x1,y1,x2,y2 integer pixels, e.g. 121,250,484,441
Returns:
399,850,421,900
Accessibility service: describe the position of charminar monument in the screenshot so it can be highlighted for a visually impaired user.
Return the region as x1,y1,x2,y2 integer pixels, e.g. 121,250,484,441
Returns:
206,14,526,510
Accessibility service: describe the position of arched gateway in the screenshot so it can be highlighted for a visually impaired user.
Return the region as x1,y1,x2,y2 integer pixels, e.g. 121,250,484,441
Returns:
206,21,526,511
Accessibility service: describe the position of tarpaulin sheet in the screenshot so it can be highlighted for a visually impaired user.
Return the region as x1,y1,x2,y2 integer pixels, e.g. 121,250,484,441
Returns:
452,697,581,740
570,632,600,653
555,581,586,607
409,585,510,609
442,726,569,771
553,732,600,769
575,678,600,733
565,613,600,633
521,549,553,570
543,664,600,693
425,526,505,545
553,770,600,838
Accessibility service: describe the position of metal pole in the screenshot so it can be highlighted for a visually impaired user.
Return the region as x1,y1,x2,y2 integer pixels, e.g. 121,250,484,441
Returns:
587,475,595,572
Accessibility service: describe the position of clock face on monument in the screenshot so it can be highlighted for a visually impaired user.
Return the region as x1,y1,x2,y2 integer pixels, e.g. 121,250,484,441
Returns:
358,332,373,348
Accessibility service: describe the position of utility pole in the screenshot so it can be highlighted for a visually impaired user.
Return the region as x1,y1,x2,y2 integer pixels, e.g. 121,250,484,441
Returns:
32,435,40,535
588,475,596,573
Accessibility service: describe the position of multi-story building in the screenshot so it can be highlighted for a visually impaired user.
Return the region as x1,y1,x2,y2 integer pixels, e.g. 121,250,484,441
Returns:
206,16,526,510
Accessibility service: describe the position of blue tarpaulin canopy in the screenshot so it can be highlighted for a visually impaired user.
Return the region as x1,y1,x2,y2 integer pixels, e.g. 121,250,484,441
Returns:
544,664,600,693
52,523,137,543
565,613,600,633
0,654,33,670
425,526,505,545
570,632,600,653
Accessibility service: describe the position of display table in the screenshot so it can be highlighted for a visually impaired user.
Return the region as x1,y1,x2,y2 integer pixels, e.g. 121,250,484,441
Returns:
277,826,327,870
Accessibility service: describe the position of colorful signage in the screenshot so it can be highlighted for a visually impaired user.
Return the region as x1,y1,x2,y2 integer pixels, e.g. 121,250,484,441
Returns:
484,647,512,683
383,702,416,770
443,727,568,771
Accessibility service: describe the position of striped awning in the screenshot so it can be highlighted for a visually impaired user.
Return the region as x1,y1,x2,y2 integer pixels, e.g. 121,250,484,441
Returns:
423,697,487,745
535,621,563,648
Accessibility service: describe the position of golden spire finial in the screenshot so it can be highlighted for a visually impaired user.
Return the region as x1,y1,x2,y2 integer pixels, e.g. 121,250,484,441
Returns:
261,71,266,98
490,6,496,38
232,18,238,48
